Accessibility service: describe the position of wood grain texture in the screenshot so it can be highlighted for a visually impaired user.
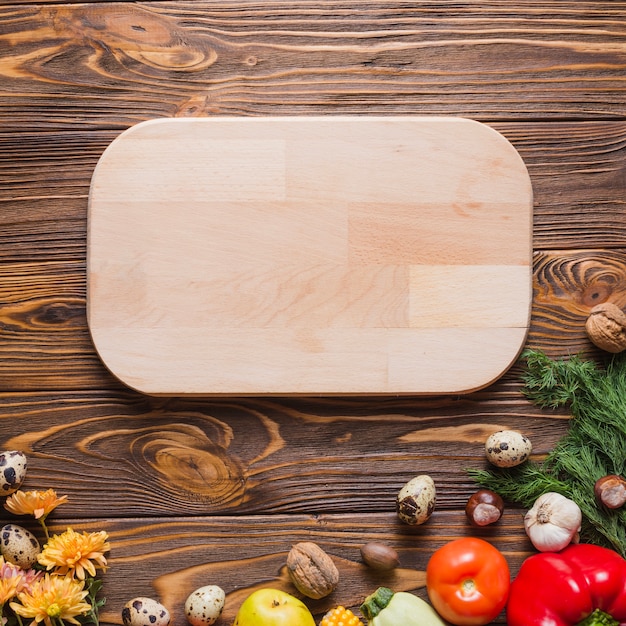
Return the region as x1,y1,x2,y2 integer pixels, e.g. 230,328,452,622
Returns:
37,511,530,625
1,250,623,392
530,250,626,353
2,388,570,517
2,121,625,258
1,3,626,128
87,116,532,395
1,2,626,624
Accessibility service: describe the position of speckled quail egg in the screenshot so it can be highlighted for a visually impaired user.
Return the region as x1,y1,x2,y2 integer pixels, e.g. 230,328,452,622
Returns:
0,450,27,495
485,429,532,468
184,585,225,626
0,524,40,568
397,474,436,525
122,598,170,626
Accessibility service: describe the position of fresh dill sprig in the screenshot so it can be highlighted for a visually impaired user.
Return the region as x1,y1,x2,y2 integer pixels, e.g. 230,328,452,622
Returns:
468,463,572,509
468,349,626,557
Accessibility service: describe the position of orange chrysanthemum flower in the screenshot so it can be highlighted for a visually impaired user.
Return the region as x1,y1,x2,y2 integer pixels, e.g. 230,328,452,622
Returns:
0,557,23,605
38,528,110,580
9,573,90,626
4,489,68,521
0,556,44,605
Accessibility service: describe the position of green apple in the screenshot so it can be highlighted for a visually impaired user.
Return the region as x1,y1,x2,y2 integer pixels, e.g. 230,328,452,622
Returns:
233,588,315,626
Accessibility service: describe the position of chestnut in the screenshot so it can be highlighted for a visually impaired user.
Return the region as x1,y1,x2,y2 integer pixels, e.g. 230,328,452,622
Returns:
465,489,504,526
594,475,626,509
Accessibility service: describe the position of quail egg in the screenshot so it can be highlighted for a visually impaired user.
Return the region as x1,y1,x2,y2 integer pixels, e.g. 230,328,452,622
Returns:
485,429,532,468
0,450,27,495
185,585,225,626
397,474,436,525
0,524,40,568
122,598,170,626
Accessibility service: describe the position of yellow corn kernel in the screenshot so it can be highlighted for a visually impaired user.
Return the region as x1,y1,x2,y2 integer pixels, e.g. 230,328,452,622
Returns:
320,606,364,626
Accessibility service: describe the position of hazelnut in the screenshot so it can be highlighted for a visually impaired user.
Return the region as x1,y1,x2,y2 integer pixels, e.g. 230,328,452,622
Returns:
585,303,626,353
466,489,504,526
360,542,399,571
286,542,339,599
594,475,626,509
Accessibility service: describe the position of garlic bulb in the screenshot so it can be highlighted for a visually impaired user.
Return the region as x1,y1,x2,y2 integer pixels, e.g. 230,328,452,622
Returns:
524,492,582,552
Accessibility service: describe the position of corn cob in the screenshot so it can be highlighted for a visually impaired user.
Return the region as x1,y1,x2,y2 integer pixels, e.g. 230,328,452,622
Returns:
320,606,364,626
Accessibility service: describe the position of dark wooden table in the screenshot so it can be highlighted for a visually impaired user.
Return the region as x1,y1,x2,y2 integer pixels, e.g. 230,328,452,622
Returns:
2,2,625,624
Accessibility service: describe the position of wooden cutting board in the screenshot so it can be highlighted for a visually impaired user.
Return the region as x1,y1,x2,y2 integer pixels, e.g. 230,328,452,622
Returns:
87,116,533,396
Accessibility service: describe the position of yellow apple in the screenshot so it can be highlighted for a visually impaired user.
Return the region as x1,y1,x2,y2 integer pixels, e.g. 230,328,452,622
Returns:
232,588,315,626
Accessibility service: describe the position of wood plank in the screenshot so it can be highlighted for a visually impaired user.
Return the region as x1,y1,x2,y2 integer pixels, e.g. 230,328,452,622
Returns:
4,123,623,392
1,3,626,126
1,249,623,392
2,121,625,259
1,388,570,517
530,250,626,353
0,260,120,391
36,512,530,625
1,4,624,626
500,123,626,248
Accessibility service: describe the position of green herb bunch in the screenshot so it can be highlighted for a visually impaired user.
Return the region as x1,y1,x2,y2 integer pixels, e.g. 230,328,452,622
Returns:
469,349,626,557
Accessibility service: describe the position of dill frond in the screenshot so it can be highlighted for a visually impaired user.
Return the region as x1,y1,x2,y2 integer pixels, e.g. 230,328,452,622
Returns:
470,350,626,557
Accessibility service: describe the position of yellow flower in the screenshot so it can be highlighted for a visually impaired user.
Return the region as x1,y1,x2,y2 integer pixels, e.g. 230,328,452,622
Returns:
4,490,68,521
38,528,110,580
9,573,90,626
0,557,23,605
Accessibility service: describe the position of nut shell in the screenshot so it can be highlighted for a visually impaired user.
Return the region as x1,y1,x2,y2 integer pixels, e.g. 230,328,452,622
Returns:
360,542,399,571
594,475,626,509
465,489,504,526
586,303,626,353
286,541,339,599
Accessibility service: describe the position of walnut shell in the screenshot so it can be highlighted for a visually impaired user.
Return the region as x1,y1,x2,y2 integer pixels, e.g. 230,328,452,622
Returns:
585,303,626,353
286,542,339,599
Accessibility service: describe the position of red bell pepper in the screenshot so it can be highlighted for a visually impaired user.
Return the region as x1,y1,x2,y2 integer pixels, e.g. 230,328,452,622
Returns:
507,543,626,626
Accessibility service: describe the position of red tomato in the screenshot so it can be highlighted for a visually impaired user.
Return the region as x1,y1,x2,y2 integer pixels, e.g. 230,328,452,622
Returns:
426,537,510,626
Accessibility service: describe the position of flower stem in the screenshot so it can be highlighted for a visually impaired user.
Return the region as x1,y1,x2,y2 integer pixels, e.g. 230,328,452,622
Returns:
38,517,50,541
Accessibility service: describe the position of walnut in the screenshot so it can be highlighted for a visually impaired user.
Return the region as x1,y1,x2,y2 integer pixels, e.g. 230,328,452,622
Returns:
585,303,626,353
286,542,339,599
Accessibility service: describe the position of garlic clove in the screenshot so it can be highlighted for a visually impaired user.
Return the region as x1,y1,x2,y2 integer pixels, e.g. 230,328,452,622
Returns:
524,492,582,552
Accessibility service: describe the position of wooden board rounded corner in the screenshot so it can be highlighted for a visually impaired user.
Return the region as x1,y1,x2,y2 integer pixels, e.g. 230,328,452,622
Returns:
87,116,533,397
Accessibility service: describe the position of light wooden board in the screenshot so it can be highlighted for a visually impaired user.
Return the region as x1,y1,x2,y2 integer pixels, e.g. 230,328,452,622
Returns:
87,116,533,396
